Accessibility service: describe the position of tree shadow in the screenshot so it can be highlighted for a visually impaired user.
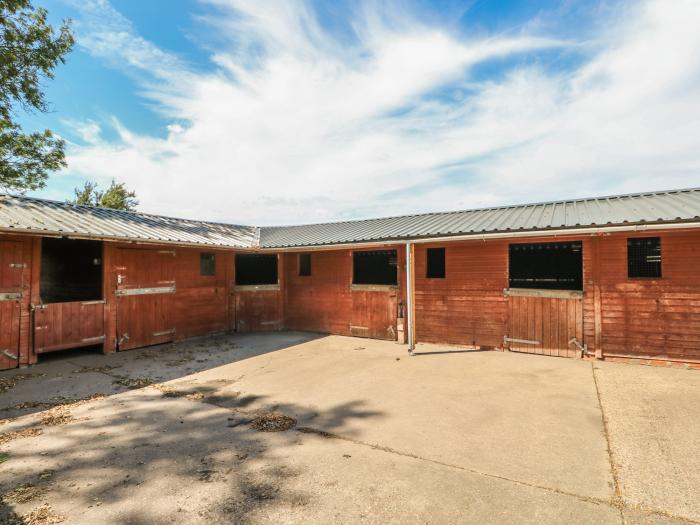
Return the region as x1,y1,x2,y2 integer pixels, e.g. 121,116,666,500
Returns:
0,374,384,523
0,331,324,419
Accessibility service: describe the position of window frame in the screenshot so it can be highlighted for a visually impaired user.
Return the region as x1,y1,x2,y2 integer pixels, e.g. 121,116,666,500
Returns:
627,236,662,279
235,254,279,286
199,252,216,277
352,249,398,286
426,247,446,279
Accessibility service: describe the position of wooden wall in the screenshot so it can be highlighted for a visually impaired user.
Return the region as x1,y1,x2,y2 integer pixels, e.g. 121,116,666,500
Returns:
595,230,700,360
234,254,284,333
2,227,700,369
283,248,403,340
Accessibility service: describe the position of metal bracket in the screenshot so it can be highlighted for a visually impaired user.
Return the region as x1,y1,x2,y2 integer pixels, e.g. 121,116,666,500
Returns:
2,350,18,361
81,335,106,343
116,286,176,296
568,337,588,358
152,329,176,337
504,336,541,346
0,292,22,302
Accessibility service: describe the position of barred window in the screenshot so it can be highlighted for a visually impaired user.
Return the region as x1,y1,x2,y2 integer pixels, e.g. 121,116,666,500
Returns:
627,237,661,278
509,241,583,291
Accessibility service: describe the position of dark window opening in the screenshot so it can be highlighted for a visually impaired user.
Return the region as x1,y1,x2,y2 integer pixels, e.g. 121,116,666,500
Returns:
200,253,216,276
426,247,445,278
353,250,397,285
298,253,311,276
509,241,582,291
40,238,103,303
235,254,278,285
628,237,661,278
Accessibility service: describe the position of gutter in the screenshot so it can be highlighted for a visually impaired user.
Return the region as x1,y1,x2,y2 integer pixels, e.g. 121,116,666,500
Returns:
1,219,700,253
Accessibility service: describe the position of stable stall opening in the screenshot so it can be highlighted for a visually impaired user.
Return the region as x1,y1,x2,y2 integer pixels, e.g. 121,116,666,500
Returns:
628,237,661,278
235,254,278,285
40,238,103,303
353,250,398,285
509,241,582,291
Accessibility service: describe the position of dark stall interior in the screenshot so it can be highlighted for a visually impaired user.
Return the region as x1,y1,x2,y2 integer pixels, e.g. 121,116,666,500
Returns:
40,238,103,303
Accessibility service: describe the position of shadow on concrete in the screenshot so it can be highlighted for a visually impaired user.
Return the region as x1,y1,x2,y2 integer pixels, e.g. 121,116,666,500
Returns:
0,348,383,523
0,331,324,419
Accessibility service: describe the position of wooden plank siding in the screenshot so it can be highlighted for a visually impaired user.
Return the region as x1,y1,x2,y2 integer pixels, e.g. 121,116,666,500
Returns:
595,230,700,361
283,248,403,341
413,236,595,353
1,227,700,369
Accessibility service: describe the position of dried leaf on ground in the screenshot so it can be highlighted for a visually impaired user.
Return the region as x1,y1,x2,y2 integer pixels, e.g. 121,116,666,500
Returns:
250,413,296,432
38,406,73,427
0,374,45,394
0,427,43,446
2,483,46,504
14,503,65,525
112,377,153,389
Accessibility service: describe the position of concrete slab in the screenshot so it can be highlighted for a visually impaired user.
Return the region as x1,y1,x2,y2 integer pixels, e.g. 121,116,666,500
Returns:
0,386,620,525
593,361,700,522
0,332,696,523
188,336,614,500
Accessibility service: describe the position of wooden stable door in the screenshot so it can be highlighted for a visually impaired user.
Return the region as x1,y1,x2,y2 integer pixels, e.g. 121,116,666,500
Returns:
505,290,584,358
116,248,176,351
0,241,24,369
34,301,105,354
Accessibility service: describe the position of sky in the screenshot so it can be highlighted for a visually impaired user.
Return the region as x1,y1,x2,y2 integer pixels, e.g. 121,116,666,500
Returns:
23,0,700,225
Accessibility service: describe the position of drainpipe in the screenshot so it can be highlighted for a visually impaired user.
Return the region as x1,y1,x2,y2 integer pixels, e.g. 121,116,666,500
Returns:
406,242,415,355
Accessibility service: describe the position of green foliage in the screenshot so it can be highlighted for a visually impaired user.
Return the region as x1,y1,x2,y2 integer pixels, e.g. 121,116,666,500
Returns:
0,0,74,192
71,180,139,211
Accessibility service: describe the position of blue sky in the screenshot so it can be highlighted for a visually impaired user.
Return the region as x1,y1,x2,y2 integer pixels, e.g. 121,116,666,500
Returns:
24,0,700,225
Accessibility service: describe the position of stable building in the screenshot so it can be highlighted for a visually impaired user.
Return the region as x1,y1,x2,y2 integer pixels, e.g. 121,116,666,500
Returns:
0,187,699,371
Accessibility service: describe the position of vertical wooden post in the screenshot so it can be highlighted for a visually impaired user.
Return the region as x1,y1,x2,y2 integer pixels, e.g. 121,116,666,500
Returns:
102,242,117,353
593,235,603,359
25,237,42,365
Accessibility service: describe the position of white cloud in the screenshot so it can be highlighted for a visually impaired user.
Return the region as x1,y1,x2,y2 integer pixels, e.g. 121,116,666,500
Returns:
59,0,700,225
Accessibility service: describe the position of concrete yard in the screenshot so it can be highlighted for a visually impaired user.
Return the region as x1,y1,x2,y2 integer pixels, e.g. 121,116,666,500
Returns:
0,333,698,524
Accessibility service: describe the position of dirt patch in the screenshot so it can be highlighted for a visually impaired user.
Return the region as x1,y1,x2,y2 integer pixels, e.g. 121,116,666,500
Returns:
250,413,296,432
0,427,43,446
3,503,65,525
150,384,205,401
0,374,45,395
112,377,154,389
2,483,46,504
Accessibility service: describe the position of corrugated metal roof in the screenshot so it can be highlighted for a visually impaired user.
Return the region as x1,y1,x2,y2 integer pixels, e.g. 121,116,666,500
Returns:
258,188,700,248
1,188,699,249
0,195,258,248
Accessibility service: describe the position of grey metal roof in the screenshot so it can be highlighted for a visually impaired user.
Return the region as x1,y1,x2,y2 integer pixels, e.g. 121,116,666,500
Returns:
1,188,699,249
0,194,257,248
258,188,700,248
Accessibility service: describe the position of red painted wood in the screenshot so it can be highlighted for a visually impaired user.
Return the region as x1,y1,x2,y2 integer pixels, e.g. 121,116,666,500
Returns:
34,301,105,353
0,239,27,370
115,247,176,350
283,249,399,340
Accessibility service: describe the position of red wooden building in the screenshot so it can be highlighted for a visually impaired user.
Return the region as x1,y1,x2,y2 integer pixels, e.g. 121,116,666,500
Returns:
0,188,699,371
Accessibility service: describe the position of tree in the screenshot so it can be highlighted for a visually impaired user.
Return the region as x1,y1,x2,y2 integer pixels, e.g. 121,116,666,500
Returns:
71,179,139,211
1,0,74,192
